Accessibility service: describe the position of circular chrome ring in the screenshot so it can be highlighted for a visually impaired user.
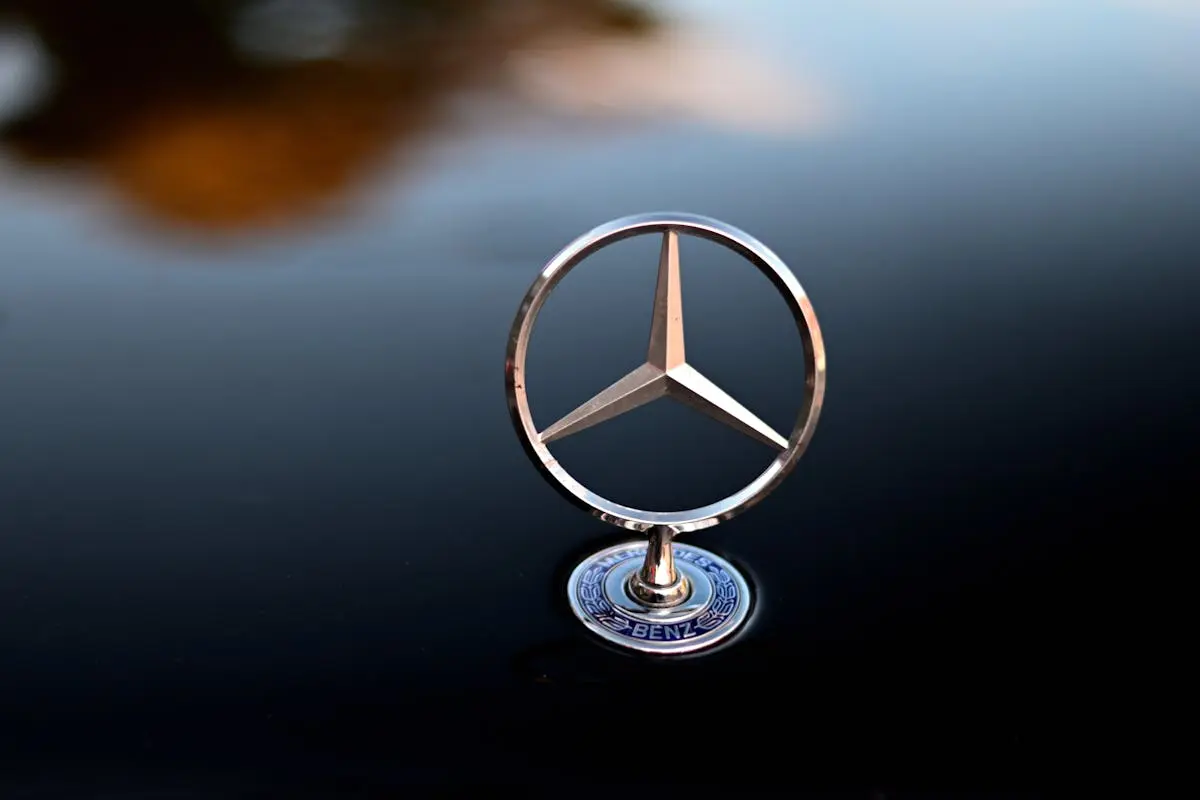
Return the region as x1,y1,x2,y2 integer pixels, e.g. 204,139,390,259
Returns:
567,541,752,655
505,212,826,533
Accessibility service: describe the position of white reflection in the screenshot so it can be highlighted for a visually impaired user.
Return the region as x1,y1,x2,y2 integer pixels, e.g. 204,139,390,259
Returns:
233,0,359,61
0,26,53,128
507,24,835,137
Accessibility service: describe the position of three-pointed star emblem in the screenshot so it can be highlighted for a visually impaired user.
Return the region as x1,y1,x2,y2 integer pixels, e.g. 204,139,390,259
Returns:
537,230,789,451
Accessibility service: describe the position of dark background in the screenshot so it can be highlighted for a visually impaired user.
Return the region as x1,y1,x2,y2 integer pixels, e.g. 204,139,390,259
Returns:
1,0,1196,793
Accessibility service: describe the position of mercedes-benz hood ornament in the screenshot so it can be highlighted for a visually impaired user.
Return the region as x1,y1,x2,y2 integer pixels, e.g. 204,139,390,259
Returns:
505,212,825,655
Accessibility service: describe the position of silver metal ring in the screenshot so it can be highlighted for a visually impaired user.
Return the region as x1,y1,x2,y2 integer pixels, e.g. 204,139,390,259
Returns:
505,211,825,534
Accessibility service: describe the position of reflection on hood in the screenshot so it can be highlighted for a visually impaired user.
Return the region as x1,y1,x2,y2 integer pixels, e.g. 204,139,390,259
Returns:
0,0,660,232
508,24,834,137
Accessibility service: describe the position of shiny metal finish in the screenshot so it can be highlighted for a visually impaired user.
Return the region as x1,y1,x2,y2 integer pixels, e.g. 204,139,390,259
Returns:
567,542,751,656
507,212,824,653
627,526,691,608
505,211,826,533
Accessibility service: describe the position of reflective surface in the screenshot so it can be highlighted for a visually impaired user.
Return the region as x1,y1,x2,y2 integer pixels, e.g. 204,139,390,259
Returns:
506,212,824,531
2,0,1198,791
566,540,751,655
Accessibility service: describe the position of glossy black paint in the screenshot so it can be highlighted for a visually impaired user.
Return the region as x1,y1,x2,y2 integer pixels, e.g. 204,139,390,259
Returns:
1,0,1196,792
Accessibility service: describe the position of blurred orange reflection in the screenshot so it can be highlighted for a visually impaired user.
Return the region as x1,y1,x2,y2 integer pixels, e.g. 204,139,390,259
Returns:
0,0,659,233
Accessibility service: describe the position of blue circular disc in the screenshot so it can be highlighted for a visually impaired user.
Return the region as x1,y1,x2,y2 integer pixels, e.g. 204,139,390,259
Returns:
567,541,752,655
